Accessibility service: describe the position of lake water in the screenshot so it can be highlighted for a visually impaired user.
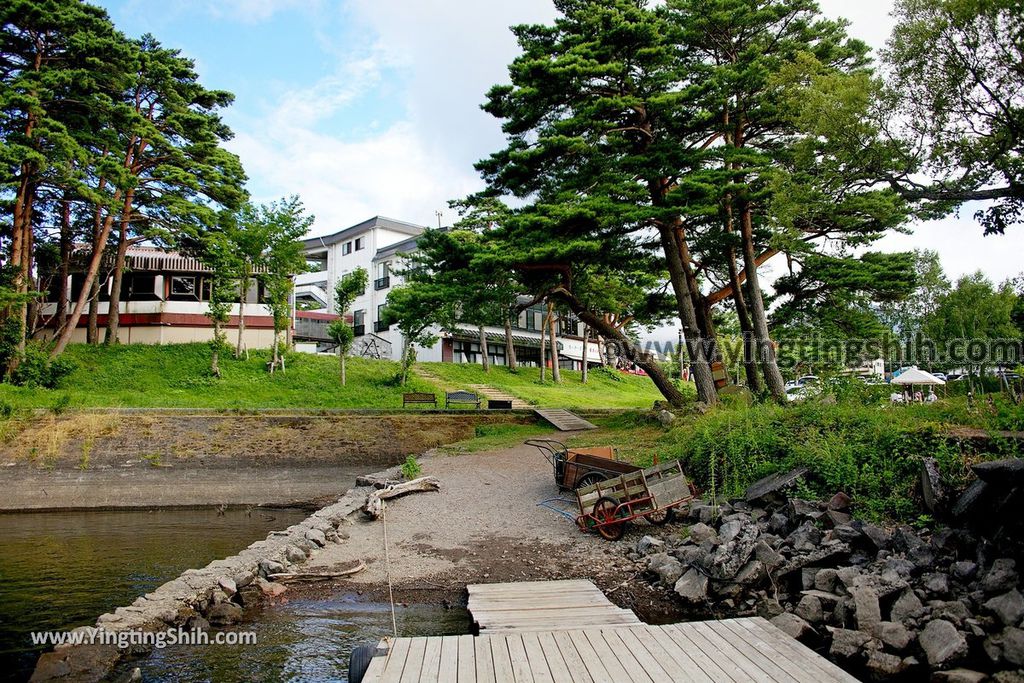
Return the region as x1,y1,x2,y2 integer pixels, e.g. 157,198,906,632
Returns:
0,506,309,682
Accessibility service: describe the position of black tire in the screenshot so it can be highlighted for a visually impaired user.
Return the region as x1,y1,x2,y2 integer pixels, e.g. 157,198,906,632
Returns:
592,495,626,541
576,471,607,489
644,506,676,526
349,644,376,683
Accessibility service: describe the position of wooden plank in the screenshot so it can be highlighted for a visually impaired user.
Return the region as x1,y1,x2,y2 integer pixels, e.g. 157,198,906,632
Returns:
537,631,575,682
702,620,800,683
457,634,475,683
682,622,775,683
653,625,736,683
551,630,594,683
379,637,411,683
399,637,427,683
595,628,654,683
717,620,819,683
421,637,443,682
361,638,391,683
521,632,554,683
506,633,535,683
612,627,673,683
534,409,597,431
567,630,615,683
740,618,860,683
475,635,497,683
621,626,703,683
667,626,765,683
490,634,515,683
437,636,459,683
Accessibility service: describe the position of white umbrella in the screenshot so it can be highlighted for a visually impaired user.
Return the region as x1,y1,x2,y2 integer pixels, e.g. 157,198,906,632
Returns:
891,367,946,385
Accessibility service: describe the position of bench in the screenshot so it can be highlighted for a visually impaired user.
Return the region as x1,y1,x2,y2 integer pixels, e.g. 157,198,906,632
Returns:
487,399,513,410
445,390,481,410
402,392,437,408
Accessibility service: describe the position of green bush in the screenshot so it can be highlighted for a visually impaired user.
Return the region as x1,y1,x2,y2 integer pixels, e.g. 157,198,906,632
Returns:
401,455,422,479
11,344,76,389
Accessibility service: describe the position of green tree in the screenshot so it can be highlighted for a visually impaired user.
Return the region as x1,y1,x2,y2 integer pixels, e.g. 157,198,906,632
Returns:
194,227,238,378
381,285,440,386
327,267,367,385
883,0,1023,234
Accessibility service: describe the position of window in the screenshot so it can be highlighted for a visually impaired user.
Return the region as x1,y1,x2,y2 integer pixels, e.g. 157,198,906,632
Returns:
352,309,365,336
342,241,353,255
355,237,364,251
170,276,198,300
525,310,536,331
374,304,390,332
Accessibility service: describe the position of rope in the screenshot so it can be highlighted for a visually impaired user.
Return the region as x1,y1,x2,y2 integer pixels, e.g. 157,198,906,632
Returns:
382,502,398,638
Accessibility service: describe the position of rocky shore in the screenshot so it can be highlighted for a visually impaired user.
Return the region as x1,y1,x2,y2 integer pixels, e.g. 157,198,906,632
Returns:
634,465,1024,682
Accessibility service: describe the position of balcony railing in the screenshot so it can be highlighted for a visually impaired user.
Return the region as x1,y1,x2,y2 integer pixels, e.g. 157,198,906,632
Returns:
374,276,390,290
374,321,390,333
352,324,365,337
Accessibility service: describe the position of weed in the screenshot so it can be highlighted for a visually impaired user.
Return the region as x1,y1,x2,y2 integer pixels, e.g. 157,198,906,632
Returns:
401,455,422,479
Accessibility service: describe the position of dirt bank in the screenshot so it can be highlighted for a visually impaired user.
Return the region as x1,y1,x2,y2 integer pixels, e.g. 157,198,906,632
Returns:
290,438,686,623
0,412,532,510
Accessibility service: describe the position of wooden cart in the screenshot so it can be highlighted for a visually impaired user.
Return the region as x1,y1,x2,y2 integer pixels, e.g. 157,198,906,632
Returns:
527,439,642,491
576,460,696,540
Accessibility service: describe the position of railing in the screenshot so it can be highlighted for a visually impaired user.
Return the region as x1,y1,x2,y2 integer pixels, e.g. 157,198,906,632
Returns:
352,324,365,337
374,321,390,333
374,276,390,290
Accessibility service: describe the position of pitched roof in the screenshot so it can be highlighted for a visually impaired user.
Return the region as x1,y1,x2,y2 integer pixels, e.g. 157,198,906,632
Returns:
374,234,421,261
302,216,425,250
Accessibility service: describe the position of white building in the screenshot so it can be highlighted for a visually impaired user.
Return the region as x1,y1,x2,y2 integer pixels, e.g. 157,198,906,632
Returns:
294,216,601,368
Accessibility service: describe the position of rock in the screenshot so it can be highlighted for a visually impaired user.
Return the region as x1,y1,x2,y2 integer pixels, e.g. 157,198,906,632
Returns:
32,645,121,683
636,535,665,554
815,569,839,593
985,589,1024,627
718,520,743,544
973,458,1024,484
994,672,1024,683
217,577,237,597
862,524,892,551
825,509,853,528
953,479,991,519
788,498,823,520
768,512,791,535
649,555,684,586
919,619,969,668
830,628,871,658
778,542,851,578
932,600,972,627
771,613,813,640
745,467,808,503
851,586,882,632
206,602,243,626
305,528,327,547
657,410,676,427
1004,627,1024,666
952,561,979,582
831,524,862,544
921,457,945,513
674,569,709,603
233,568,256,589
891,589,925,623
753,540,784,569
795,595,824,624
688,523,717,544
932,670,989,683
258,559,285,578
924,572,952,597
734,560,765,586
284,545,306,564
828,492,852,511
256,577,287,598
982,559,1018,594
865,650,905,679
875,621,914,651
707,523,760,579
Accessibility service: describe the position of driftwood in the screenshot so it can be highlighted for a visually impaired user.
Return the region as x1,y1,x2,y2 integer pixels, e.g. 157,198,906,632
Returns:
363,476,441,519
268,560,366,583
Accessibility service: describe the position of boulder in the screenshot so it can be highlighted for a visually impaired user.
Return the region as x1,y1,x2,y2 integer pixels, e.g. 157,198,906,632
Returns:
744,467,808,503
861,524,892,551
931,601,972,627
217,577,237,597
830,628,871,659
924,572,952,597
284,545,307,564
815,569,839,593
795,595,824,624
753,540,784,570
865,650,905,679
891,589,925,623
258,559,285,578
206,602,243,626
851,585,882,632
649,555,685,586
1003,627,1024,667
875,621,914,652
932,670,989,683
636,535,665,554
304,528,327,548
921,457,945,513
952,561,979,582
994,672,1024,683
827,492,852,511
982,559,1018,594
972,458,1024,485
919,619,969,668
688,523,717,544
674,569,709,603
771,613,813,640
768,512,791,535
984,589,1024,627
657,410,676,427
718,520,743,544
953,479,991,520
256,577,287,598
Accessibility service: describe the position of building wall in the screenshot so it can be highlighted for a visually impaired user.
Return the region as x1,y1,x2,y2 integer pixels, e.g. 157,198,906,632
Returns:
53,325,276,347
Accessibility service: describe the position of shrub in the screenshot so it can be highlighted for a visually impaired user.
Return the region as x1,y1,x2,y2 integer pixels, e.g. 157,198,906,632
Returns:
11,344,76,388
401,455,422,479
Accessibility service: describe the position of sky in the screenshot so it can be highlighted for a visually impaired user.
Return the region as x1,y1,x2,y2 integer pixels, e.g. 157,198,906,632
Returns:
95,0,1023,293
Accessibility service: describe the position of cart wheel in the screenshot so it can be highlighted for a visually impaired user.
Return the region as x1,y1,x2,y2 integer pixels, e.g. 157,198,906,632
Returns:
592,496,626,541
643,507,675,526
576,472,606,489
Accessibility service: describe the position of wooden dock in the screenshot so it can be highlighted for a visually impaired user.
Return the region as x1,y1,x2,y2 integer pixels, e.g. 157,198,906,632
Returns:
534,409,597,431
468,580,642,634
359,618,860,682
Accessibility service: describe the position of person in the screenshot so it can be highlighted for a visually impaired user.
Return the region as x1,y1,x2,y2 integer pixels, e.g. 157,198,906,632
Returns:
926,389,938,403
914,390,923,403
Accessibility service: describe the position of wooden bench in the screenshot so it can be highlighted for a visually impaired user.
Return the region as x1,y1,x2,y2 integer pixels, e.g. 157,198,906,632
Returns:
402,392,437,408
445,390,481,410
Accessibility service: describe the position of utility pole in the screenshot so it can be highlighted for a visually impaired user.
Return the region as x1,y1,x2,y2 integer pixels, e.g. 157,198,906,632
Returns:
435,210,443,229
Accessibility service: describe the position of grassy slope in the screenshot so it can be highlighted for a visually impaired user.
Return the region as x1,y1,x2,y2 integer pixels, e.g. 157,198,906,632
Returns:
0,344,438,410
419,362,675,409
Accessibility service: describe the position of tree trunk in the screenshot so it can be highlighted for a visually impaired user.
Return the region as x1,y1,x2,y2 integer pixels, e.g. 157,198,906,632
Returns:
548,300,561,383
581,323,588,384
659,224,719,404
549,286,686,407
236,270,249,359
104,224,131,345
504,315,517,371
211,321,221,378
478,323,489,372
87,275,101,344
340,347,346,385
738,196,786,401
724,199,763,394
57,198,72,333
270,330,279,374
597,335,607,366
51,189,123,358
539,306,547,382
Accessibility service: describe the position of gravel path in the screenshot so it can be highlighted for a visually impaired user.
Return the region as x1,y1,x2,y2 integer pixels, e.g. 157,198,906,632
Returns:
297,437,683,621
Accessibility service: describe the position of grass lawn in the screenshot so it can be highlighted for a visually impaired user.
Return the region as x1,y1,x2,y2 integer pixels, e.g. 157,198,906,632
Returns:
418,362,678,409
0,344,438,410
